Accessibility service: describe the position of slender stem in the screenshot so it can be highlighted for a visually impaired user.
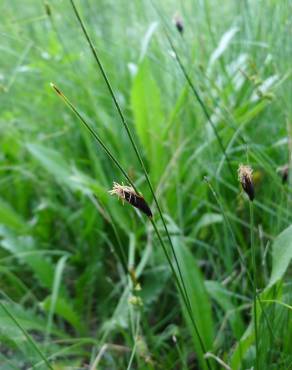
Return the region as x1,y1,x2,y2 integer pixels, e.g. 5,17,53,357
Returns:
250,201,259,369
0,301,53,370
50,83,132,189
204,177,274,342
163,31,235,181
67,0,187,305
150,220,208,361
67,2,211,368
149,0,234,181
90,194,128,275
51,83,210,368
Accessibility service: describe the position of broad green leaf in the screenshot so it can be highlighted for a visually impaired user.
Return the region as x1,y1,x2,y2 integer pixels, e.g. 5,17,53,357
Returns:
269,224,292,287
131,61,167,182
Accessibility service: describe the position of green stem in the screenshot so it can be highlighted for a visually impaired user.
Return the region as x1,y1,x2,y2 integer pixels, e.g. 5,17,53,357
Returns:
67,0,189,311
50,83,131,186
204,177,274,343
150,220,208,362
163,30,235,182
51,82,210,369
150,1,234,181
250,201,259,369
67,2,211,368
0,301,53,370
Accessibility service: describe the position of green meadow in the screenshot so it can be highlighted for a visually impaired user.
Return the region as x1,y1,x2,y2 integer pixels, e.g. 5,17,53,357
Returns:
0,0,291,369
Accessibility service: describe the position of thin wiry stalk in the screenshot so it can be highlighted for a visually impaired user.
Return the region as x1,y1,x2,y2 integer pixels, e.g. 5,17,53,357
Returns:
204,177,274,342
150,0,234,179
250,201,259,369
0,301,53,370
150,220,209,362
50,84,210,367
204,177,250,273
67,2,211,368
126,313,140,370
154,1,248,153
90,194,129,275
50,83,130,186
45,2,71,64
163,30,235,181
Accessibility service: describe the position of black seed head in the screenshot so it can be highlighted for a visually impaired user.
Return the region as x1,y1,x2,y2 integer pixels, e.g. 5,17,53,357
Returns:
173,15,184,34
109,183,152,218
238,165,255,201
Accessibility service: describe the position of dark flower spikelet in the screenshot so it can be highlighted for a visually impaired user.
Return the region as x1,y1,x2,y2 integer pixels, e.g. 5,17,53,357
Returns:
109,183,152,218
238,164,255,201
173,14,184,34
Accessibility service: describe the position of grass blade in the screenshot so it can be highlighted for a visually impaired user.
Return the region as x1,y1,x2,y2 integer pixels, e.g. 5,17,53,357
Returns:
51,81,211,369
66,5,211,368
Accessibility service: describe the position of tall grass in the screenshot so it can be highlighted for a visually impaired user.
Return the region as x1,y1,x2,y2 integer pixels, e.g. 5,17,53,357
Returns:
0,0,291,369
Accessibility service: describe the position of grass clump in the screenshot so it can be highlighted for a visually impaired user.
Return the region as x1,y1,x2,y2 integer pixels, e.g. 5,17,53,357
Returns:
0,0,291,369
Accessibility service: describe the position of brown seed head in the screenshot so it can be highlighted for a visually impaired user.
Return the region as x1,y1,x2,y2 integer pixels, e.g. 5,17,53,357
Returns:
109,182,152,218
238,164,255,201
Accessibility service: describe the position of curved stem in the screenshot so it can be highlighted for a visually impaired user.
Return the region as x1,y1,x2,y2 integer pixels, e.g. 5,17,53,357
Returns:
51,81,210,368
67,2,211,368
0,301,53,370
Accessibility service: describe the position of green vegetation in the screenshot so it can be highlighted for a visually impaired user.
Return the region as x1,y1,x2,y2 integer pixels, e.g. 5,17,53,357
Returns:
0,0,291,369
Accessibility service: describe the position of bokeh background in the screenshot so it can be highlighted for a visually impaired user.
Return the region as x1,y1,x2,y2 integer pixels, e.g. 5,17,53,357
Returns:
0,0,291,369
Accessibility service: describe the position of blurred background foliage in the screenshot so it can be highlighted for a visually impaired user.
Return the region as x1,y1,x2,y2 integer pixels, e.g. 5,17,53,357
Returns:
0,0,291,369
